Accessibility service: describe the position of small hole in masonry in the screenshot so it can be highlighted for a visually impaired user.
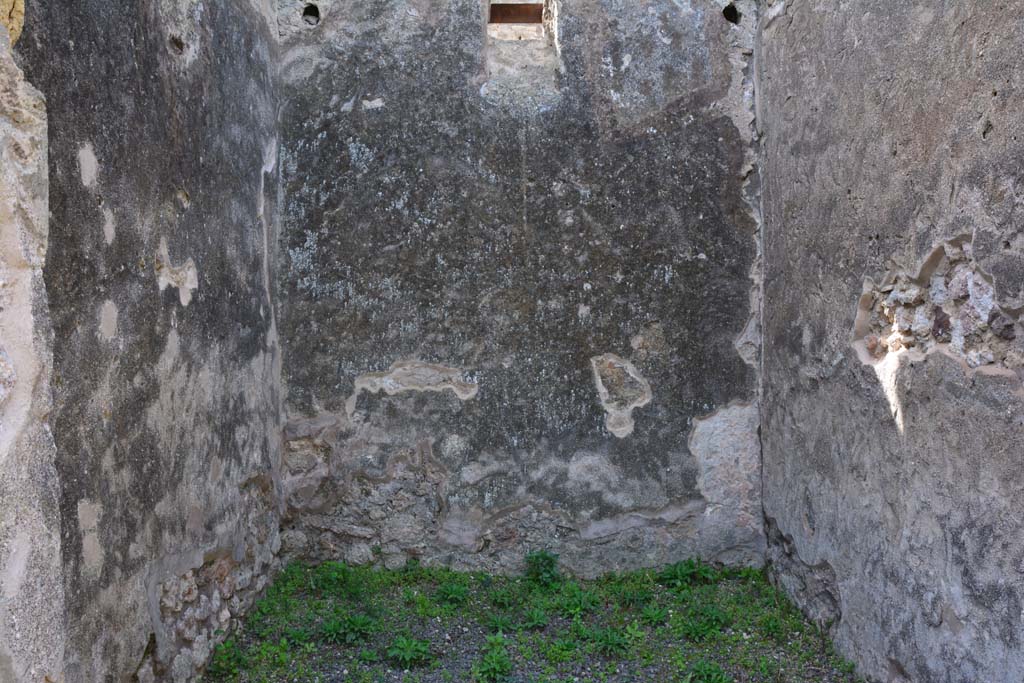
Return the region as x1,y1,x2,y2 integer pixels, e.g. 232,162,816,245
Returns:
302,4,321,26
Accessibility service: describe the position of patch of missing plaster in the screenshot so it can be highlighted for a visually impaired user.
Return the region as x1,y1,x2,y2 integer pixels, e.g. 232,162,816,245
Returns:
689,402,763,549
590,353,651,438
345,360,479,418
155,237,199,306
77,499,104,578
78,142,98,188
853,236,1022,372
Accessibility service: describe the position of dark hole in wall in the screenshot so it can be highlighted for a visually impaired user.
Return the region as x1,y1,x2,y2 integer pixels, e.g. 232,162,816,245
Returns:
168,34,185,54
723,3,741,24
302,4,321,25
489,3,545,24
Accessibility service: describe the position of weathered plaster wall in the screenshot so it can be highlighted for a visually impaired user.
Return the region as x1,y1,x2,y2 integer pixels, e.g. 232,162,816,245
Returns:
12,1,284,680
760,2,1024,681
0,26,64,683
276,0,763,577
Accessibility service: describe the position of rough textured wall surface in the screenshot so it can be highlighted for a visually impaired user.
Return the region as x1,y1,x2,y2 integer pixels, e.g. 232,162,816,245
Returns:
0,27,64,683
277,0,763,577
14,1,284,680
760,2,1024,681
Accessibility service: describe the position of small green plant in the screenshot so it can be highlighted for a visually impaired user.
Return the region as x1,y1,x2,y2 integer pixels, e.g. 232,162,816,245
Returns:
436,581,470,606
618,586,653,609
522,606,549,630
756,656,781,678
760,612,784,642
674,604,730,642
254,638,293,668
542,636,581,665
284,626,311,645
315,561,364,600
472,634,513,682
485,612,516,634
206,638,246,678
587,626,628,657
489,587,516,609
319,613,376,645
524,550,561,588
387,635,433,667
687,659,732,683
658,558,716,590
357,648,382,664
641,604,668,625
624,620,645,649
557,581,600,618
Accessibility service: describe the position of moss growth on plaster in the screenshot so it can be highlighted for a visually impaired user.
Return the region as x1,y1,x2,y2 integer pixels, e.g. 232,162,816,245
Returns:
204,557,861,683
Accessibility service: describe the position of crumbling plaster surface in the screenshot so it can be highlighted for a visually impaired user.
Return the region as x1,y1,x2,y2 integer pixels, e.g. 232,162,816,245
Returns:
0,27,64,683
276,0,763,576
760,1,1024,681
13,0,285,680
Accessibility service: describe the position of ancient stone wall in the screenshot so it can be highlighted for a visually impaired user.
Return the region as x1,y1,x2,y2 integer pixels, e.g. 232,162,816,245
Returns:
10,1,285,680
275,0,763,577
0,26,64,683
759,1,1024,681
10,1,1024,681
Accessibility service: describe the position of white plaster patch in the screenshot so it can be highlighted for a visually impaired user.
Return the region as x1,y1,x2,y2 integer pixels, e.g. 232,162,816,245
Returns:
98,300,118,340
362,98,385,110
590,353,652,438
78,142,98,188
102,206,115,244
155,237,199,306
77,499,104,578
346,360,479,418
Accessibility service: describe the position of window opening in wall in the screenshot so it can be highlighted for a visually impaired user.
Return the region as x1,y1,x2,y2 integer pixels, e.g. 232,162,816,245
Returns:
489,3,545,25
302,3,321,26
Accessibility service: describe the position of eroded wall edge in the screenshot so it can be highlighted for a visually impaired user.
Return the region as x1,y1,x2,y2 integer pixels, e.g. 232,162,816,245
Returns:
0,25,65,683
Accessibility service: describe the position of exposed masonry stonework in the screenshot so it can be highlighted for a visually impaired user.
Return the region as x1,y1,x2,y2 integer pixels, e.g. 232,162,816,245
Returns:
855,237,1022,373
5,1,1024,682
140,480,281,683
